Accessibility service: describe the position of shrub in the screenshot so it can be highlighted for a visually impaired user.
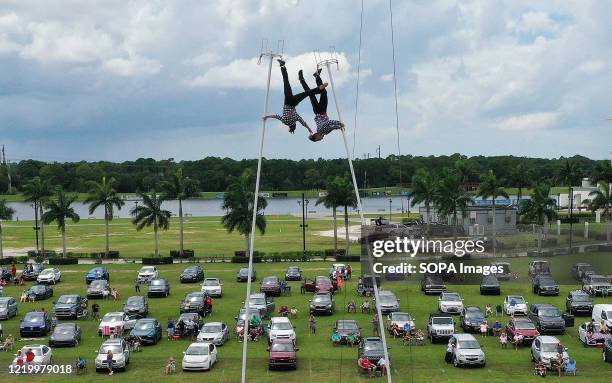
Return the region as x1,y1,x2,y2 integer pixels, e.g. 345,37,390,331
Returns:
48,257,79,265
234,251,261,258
335,255,360,262
141,257,174,265
90,251,120,259
27,250,57,258
170,250,195,258
231,256,263,263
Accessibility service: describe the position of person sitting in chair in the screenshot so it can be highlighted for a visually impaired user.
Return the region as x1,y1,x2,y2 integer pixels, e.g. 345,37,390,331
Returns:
347,301,356,313
347,333,359,347
414,329,425,345
76,356,86,374
165,357,176,375
361,300,370,314
492,320,503,336
331,332,342,345
289,306,298,318
535,360,547,377
389,323,401,338
358,357,376,378
279,305,289,317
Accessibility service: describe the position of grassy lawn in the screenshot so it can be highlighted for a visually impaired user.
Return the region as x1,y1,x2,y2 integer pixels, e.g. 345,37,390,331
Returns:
0,255,610,382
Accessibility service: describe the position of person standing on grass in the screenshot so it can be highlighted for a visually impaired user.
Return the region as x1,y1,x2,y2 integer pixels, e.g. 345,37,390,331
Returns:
25,348,35,365
135,279,140,293
309,314,317,334
445,341,454,363
106,350,114,375
499,331,508,349
372,314,380,336
11,264,16,280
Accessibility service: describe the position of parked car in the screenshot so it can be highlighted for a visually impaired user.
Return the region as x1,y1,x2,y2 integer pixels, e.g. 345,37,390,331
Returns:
37,268,61,284
137,266,158,283
49,322,81,347
261,276,282,296
460,307,485,333
386,312,414,333
0,296,18,319
248,293,275,318
604,337,612,363
180,266,204,283
147,278,171,297
309,292,335,315
329,263,347,280
20,311,52,337
95,338,131,372
503,295,528,316
438,292,464,314
449,333,486,367
421,274,446,295
528,304,566,334
53,294,87,319
181,342,218,371
180,292,211,317
582,274,612,296
87,279,111,299
123,296,149,319
197,322,229,345
26,285,53,301
530,335,569,369
357,337,387,364
578,321,607,346
505,317,539,345
592,304,612,329
130,318,162,345
178,312,203,330
491,262,511,280
571,262,595,282
528,260,550,278
235,308,263,336
21,263,45,281
376,290,400,314
480,275,501,295
85,267,110,284
268,339,298,370
237,267,256,282
201,278,223,297
12,345,52,367
566,290,593,315
268,316,296,344
97,312,135,335
334,319,362,344
0,267,12,282
532,274,560,296
285,266,302,281
304,276,336,294
427,313,454,342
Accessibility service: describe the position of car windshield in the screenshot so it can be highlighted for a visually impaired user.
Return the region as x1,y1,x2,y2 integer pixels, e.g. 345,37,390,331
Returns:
541,343,559,352
263,277,277,283
185,268,198,273
185,345,209,355
540,308,560,317
239,269,249,275
458,340,480,349
433,317,453,325
378,295,396,304
103,314,124,322
90,268,103,274
288,267,299,272
202,325,222,333
140,267,155,273
590,277,609,283
364,341,384,352
443,294,461,301
31,286,45,292
338,322,358,330
0,301,7,308
250,297,266,305
392,313,412,322
40,270,53,275
151,280,165,286
55,326,75,335
483,276,498,284
99,345,122,355
57,296,78,304
91,281,106,288
186,296,202,303
465,311,484,320
514,321,536,330
203,280,219,286
509,296,525,304
271,322,292,330
271,343,293,352
126,297,142,305
540,278,555,285
135,322,154,330
313,295,331,304
316,277,330,284
572,294,590,302
24,313,44,322
21,348,42,356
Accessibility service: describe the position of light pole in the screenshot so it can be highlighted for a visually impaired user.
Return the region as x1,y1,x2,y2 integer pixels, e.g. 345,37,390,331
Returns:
297,193,308,256
389,198,392,222
31,202,40,253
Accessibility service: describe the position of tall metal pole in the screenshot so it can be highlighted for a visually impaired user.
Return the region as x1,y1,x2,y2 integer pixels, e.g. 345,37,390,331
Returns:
324,60,393,383
301,193,306,256
33,202,40,252
389,198,392,222
241,52,275,383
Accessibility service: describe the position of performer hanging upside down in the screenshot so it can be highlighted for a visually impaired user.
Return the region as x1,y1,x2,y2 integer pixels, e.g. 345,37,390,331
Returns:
263,59,328,133
299,68,345,142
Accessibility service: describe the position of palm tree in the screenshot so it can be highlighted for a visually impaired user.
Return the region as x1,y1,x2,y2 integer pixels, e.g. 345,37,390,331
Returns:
588,181,612,243
477,170,509,253
454,159,477,190
435,170,474,240
316,179,341,254
557,159,580,247
409,169,438,237
519,184,557,253
161,169,199,256
0,200,15,259
130,191,171,257
84,176,125,257
22,177,51,255
333,177,358,256
509,163,532,204
221,170,267,254
42,187,80,257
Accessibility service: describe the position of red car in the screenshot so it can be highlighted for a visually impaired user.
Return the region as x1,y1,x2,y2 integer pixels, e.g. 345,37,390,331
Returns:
304,276,336,294
268,339,298,370
505,317,539,345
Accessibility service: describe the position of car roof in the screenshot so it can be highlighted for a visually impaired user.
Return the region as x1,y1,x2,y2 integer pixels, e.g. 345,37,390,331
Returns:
336,319,358,324
104,311,124,316
430,313,453,318
270,316,291,323
102,339,124,346
188,341,212,347
569,290,589,295
263,276,278,280
512,317,533,323
250,293,265,298
136,318,157,323
390,312,410,316
533,303,556,308
537,335,559,343
203,322,223,326
507,295,524,299
271,338,294,345
378,290,395,296
0,297,12,301
59,294,80,298
453,333,476,341
465,306,482,312
90,267,106,271
594,304,612,309
22,344,45,349
55,322,76,327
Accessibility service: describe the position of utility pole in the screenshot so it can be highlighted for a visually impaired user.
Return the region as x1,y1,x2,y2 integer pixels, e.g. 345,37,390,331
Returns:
298,193,308,256
376,145,381,159
389,198,392,222
2,145,12,194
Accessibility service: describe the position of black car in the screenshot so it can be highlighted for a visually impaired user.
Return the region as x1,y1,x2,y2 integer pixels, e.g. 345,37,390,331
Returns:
177,312,203,330
421,275,446,295
22,263,45,281
130,318,162,345
123,296,149,319
604,337,612,364
180,266,205,283
532,275,559,296
358,337,388,364
53,294,88,319
0,267,12,282
147,278,170,297
566,290,593,315
460,306,485,333
310,293,335,315
480,275,501,295
49,322,82,347
285,266,302,281
261,276,282,296
180,292,211,317
27,285,54,301
85,267,110,284
237,267,256,282
528,304,565,334
571,262,594,282
20,311,52,337
87,279,111,299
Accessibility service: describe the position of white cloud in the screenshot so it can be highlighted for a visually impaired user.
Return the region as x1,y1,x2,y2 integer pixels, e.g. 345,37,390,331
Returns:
497,112,558,131
103,55,162,77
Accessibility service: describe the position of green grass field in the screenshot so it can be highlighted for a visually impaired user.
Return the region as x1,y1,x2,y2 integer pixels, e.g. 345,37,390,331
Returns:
0,255,611,382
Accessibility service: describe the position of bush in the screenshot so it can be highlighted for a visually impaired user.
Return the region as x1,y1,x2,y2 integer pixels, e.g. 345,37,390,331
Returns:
234,251,261,258
48,257,79,265
231,256,263,263
170,250,195,258
325,249,346,258
90,251,120,259
27,250,57,258
559,217,579,224
335,255,361,262
141,257,174,265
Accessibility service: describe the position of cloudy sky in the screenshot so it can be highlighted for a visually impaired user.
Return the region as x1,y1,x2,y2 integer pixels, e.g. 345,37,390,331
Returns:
1,0,610,162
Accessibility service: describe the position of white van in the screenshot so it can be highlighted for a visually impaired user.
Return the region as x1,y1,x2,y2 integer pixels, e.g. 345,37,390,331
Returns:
592,304,612,328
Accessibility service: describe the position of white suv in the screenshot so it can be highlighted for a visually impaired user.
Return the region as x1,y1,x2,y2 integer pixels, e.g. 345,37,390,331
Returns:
438,292,464,314
449,334,486,367
427,313,455,343
137,266,158,283
37,268,61,284
531,335,569,368
267,316,296,344
201,278,223,297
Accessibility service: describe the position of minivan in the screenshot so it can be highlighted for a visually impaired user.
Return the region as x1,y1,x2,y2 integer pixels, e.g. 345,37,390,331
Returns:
592,304,612,328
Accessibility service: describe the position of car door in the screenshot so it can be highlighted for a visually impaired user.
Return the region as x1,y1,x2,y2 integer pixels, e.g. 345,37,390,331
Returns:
10,298,17,317
42,346,51,364
578,323,586,343
507,320,515,339
76,324,82,342
533,338,541,360
304,279,315,292
221,323,228,340
124,313,136,330
266,297,275,314
209,344,217,364
123,341,130,362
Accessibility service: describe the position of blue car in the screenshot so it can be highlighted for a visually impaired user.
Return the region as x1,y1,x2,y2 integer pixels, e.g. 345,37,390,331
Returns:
85,267,110,284
20,311,52,337
130,318,162,345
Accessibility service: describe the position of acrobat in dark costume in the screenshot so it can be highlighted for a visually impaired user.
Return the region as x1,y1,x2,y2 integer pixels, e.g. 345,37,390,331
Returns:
299,69,343,141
